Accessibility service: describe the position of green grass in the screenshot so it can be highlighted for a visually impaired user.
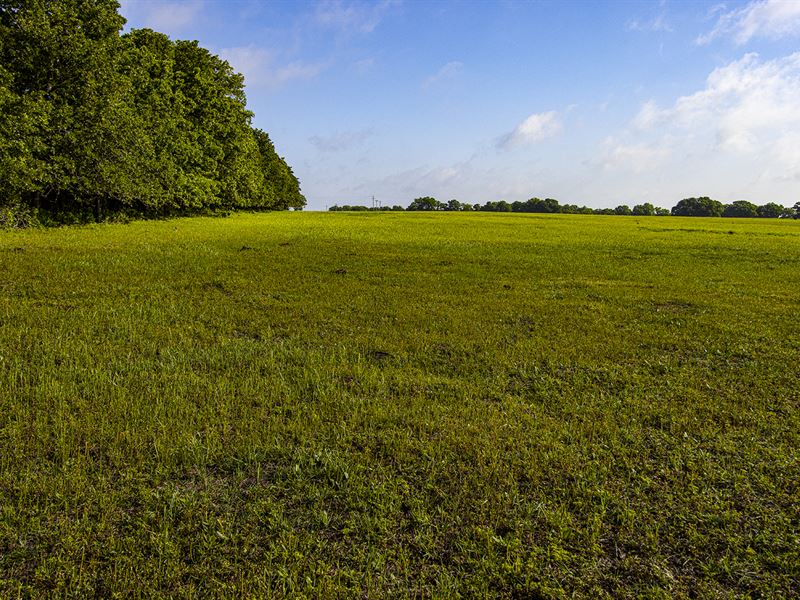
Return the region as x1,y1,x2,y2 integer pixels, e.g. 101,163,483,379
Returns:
0,212,798,598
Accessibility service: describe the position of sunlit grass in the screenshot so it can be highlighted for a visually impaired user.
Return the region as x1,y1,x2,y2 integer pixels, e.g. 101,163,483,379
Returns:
1,212,798,597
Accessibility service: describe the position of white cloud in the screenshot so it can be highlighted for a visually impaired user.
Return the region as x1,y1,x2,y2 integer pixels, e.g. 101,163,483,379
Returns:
353,57,376,73
627,12,672,33
271,61,327,86
120,0,204,33
772,132,800,174
375,164,463,195
633,100,663,130
314,0,400,34
497,111,562,149
632,53,800,155
218,46,273,83
698,0,800,45
422,61,464,89
306,152,564,209
218,46,326,89
599,138,671,172
604,51,800,190
309,129,374,152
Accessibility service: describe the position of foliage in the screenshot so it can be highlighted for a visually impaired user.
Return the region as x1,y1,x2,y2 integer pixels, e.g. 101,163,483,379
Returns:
0,212,798,597
671,197,724,217
512,197,561,213
399,196,675,216
632,202,655,216
479,200,512,212
0,0,303,222
0,199,39,228
407,196,442,211
328,204,402,211
252,129,305,210
756,203,784,218
444,198,462,211
723,200,759,218
560,204,594,214
329,195,789,219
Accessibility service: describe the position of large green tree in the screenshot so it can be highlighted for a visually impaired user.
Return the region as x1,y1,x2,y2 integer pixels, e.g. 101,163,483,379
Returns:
0,0,304,223
614,204,632,215
407,196,441,211
253,129,305,210
723,200,758,218
756,203,784,218
671,197,724,217
1,0,132,216
632,203,655,216
515,197,560,213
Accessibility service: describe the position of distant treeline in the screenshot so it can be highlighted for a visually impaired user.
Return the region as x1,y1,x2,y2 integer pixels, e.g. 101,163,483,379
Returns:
330,196,800,218
0,0,304,227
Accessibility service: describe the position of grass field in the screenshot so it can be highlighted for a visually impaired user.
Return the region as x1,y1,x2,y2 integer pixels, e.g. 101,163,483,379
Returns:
0,212,798,598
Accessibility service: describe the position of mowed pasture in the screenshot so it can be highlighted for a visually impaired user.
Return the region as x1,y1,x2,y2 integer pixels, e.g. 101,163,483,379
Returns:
0,212,798,598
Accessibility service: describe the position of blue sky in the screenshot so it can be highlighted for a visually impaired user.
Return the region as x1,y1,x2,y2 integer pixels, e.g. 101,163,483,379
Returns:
119,0,800,210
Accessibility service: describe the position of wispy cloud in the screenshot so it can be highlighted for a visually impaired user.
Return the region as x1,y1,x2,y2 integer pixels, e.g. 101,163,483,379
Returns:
633,100,664,130
353,57,376,73
309,129,374,152
272,61,327,86
616,52,800,181
633,52,800,152
626,12,672,33
120,0,205,33
218,45,326,89
497,111,562,149
698,0,800,45
314,0,400,34
373,162,478,197
325,155,548,207
599,138,671,172
422,61,464,89
771,132,800,178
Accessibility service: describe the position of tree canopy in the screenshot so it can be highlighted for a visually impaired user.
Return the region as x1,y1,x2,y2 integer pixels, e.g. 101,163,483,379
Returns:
671,197,724,217
0,0,304,225
723,201,758,218
407,196,441,211
633,203,655,216
757,203,785,218
330,195,789,218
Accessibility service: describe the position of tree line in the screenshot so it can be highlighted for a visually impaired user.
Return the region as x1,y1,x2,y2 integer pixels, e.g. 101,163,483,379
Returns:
0,0,304,226
330,196,800,218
